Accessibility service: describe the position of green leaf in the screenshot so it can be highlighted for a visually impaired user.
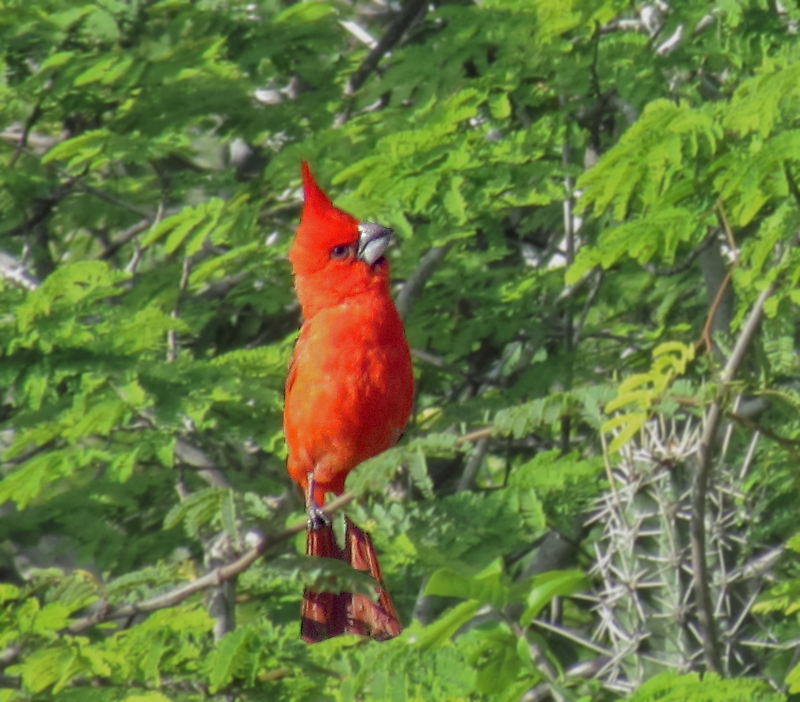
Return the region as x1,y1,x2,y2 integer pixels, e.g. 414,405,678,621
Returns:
520,570,588,624
426,559,509,609
207,626,255,693
415,600,482,650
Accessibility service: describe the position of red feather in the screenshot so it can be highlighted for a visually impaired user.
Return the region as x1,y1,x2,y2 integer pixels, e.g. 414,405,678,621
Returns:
285,164,413,642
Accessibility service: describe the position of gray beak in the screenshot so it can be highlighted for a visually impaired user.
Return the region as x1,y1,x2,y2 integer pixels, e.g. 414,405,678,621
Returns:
357,222,393,266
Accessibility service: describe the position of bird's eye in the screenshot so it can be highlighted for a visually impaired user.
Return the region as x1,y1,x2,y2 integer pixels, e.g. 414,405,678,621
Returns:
330,245,350,259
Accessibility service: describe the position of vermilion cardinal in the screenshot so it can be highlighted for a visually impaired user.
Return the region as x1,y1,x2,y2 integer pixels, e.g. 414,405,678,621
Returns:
284,163,414,643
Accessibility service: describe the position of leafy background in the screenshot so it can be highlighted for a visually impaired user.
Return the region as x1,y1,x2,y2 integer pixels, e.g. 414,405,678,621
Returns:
1,0,800,700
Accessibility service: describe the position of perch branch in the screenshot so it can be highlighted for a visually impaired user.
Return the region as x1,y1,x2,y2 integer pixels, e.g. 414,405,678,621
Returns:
66,493,356,634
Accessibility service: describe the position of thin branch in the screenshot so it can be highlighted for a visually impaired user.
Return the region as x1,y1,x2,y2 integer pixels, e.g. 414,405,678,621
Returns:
334,0,428,126
699,268,732,354
528,617,612,656
455,426,493,445
66,493,356,634
74,180,152,220
127,405,233,490
98,219,150,260
9,100,44,168
63,423,508,635
0,191,66,239
643,228,719,277
561,129,575,455
167,256,192,363
716,199,740,263
343,0,428,97
0,139,153,220
520,658,609,702
572,270,603,345
726,410,800,461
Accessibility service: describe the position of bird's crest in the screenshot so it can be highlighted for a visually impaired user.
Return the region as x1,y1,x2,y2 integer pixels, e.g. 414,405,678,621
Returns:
290,163,360,276
301,162,335,217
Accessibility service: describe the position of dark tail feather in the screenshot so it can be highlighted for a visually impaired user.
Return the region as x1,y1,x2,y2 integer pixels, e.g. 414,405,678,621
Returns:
301,524,348,643
343,517,402,641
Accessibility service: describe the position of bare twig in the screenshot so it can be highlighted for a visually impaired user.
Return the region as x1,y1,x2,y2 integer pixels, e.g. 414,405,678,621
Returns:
75,180,152,220
520,658,609,702
343,0,428,97
655,24,685,55
333,0,428,126
561,132,576,454
699,203,740,353
1,192,66,239
572,271,603,345
98,219,151,260
167,256,192,363
716,200,739,263
529,617,612,656
725,411,800,460
699,268,733,354
9,100,44,168
454,426,494,446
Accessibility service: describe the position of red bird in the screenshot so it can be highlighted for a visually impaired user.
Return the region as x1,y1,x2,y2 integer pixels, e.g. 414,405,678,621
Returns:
284,163,414,643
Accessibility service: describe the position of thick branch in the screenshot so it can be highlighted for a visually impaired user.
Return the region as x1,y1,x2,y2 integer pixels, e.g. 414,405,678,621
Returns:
173,438,232,489
395,243,452,321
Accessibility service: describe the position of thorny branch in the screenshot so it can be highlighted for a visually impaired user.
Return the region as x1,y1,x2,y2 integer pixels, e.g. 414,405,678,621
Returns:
691,273,781,674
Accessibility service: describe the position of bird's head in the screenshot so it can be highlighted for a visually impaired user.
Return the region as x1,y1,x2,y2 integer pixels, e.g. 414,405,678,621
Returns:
289,163,393,316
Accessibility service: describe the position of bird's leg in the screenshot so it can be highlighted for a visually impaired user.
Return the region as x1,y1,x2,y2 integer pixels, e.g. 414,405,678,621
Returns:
305,472,331,530
302,479,345,643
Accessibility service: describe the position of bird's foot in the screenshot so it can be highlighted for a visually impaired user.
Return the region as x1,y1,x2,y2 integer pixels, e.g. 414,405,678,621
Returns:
306,499,331,531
